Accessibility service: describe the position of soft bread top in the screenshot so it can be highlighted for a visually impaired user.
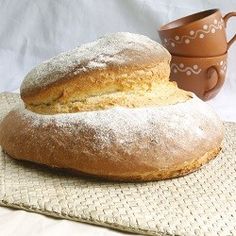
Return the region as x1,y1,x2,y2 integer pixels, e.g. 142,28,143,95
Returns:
20,32,191,114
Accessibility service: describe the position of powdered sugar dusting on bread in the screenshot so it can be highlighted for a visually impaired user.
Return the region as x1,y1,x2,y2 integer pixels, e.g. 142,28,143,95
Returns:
15,96,223,165
21,32,170,93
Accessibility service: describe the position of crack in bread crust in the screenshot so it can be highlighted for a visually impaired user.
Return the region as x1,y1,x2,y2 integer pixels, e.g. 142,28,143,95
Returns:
26,82,192,114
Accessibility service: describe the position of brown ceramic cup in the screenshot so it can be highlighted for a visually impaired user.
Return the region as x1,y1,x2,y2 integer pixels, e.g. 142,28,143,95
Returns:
170,53,227,100
158,9,236,56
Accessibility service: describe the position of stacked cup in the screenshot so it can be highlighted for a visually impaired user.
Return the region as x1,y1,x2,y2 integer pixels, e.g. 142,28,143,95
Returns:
158,9,236,100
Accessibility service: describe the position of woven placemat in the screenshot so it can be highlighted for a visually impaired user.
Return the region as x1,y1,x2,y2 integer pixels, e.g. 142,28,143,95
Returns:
0,92,236,236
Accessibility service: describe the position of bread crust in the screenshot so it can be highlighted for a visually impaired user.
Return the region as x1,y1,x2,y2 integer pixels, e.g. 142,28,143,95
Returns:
3,147,221,182
20,33,171,112
0,97,224,182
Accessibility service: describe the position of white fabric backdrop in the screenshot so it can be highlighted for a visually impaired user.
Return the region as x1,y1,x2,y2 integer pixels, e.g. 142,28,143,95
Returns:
0,0,235,235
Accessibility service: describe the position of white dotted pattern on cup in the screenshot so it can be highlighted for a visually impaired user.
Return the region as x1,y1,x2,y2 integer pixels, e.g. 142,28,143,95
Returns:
218,60,227,74
162,18,224,47
171,63,202,76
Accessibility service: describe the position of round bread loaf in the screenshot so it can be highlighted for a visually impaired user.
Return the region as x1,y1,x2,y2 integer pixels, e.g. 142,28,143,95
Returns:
0,32,224,181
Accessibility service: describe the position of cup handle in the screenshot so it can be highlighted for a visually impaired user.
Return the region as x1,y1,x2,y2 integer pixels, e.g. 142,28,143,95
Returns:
204,65,224,100
223,12,236,50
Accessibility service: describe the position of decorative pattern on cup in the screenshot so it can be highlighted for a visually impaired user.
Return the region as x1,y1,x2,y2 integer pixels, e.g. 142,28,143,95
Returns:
171,59,227,77
163,18,224,47
171,63,201,76
218,60,227,73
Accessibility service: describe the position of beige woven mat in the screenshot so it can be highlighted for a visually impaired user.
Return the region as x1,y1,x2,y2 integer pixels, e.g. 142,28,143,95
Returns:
0,92,236,236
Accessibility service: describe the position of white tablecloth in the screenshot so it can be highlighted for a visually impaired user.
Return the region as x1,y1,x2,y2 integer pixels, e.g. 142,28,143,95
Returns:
0,0,236,235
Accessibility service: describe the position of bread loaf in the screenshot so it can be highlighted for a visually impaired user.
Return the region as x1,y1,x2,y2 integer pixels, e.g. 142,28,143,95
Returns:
0,32,224,181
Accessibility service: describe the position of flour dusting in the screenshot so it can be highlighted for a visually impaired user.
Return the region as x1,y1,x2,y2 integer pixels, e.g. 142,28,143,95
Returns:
20,32,170,93
15,96,223,164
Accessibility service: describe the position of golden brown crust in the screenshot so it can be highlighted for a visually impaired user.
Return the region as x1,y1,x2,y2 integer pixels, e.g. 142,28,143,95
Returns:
26,81,192,114
20,32,171,113
0,97,224,182
58,147,222,181
21,63,172,113
4,147,221,182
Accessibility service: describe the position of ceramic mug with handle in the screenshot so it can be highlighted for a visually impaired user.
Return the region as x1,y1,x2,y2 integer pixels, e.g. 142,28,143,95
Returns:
170,53,227,100
158,9,236,57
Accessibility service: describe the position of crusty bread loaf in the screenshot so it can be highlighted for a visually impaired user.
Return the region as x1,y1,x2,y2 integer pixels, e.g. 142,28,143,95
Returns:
20,32,190,114
0,32,224,181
